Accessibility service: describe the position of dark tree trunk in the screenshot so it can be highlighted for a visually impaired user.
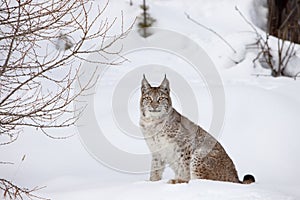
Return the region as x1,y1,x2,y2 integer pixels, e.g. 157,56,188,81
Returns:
268,0,300,43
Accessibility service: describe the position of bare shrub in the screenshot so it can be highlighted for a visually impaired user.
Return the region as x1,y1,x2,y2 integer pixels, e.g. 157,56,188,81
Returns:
0,0,131,198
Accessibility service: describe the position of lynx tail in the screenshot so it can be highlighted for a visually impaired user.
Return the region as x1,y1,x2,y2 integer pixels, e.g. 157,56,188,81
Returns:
242,174,255,184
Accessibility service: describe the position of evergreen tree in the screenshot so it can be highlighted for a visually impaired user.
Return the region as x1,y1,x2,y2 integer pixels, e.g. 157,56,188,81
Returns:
137,0,156,37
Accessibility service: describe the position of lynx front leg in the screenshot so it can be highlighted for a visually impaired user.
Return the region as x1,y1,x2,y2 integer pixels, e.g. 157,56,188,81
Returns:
168,158,191,184
150,153,166,181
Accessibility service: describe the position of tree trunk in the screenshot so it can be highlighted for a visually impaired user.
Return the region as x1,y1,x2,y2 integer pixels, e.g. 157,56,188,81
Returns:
268,0,300,43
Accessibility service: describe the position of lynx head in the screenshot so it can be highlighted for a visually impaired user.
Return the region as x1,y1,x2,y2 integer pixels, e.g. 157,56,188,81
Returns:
140,75,172,118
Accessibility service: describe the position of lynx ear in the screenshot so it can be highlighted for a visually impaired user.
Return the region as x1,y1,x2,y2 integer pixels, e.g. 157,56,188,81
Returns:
141,74,151,93
159,75,170,93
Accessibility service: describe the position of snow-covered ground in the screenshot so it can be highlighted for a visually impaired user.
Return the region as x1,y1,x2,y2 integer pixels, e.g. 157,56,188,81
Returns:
1,0,300,199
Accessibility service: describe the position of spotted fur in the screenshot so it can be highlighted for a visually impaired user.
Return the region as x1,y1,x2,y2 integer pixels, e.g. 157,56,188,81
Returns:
139,75,254,184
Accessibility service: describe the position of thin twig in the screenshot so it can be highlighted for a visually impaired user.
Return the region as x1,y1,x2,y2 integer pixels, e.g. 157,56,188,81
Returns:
294,71,300,80
235,6,261,38
0,161,14,165
279,6,297,30
0,179,49,200
185,12,236,53
251,73,273,77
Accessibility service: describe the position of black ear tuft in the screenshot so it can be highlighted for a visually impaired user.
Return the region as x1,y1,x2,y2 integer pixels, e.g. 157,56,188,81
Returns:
159,75,170,93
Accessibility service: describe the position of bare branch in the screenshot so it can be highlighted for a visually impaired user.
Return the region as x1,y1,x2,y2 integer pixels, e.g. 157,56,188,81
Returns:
185,12,236,53
0,179,48,200
0,0,132,141
0,161,13,165
236,5,297,77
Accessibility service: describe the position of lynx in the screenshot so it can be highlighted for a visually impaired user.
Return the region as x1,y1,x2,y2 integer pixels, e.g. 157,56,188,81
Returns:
139,75,255,184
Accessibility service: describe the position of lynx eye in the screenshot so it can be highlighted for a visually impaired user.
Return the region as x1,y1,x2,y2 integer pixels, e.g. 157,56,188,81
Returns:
158,97,166,102
144,96,152,102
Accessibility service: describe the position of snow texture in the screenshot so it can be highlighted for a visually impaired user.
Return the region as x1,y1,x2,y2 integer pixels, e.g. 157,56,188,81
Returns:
1,0,300,199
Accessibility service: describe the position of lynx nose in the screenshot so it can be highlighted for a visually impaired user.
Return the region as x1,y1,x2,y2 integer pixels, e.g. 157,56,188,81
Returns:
151,101,159,110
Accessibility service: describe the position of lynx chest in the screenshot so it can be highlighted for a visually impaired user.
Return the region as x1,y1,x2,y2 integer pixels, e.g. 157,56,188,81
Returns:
141,120,181,162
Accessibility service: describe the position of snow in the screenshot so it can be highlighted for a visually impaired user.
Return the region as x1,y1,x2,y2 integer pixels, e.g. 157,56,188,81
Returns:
250,0,268,31
1,0,300,199
46,180,296,200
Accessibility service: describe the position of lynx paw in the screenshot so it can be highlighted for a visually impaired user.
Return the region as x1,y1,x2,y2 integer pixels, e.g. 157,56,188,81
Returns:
150,176,161,181
167,179,189,184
